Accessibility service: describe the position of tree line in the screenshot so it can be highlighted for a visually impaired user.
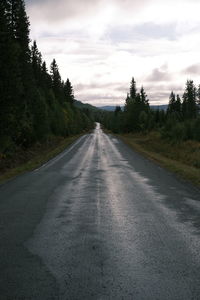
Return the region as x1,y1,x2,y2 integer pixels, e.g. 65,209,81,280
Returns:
101,78,200,142
0,0,93,157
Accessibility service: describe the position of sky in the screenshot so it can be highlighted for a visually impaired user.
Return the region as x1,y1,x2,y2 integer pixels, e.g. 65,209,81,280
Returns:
26,0,200,106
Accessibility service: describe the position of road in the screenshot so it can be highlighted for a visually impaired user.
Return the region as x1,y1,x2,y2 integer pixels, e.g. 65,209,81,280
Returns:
1,123,200,299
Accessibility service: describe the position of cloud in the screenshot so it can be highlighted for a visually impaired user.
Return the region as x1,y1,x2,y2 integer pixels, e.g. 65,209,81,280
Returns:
26,0,152,22
146,65,172,82
25,0,200,106
183,64,200,75
26,0,101,21
76,92,125,106
106,22,177,43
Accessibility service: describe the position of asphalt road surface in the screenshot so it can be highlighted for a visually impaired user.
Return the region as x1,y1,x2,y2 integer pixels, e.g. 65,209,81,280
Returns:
1,123,200,299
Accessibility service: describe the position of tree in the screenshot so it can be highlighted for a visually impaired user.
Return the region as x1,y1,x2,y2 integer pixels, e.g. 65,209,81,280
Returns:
167,91,176,114
130,77,137,99
114,106,122,115
197,85,200,113
182,80,197,119
50,59,61,88
167,92,182,121
140,86,149,112
0,1,25,148
140,86,147,104
124,78,150,132
31,40,42,81
64,78,74,105
176,95,181,113
0,0,95,153
50,59,62,99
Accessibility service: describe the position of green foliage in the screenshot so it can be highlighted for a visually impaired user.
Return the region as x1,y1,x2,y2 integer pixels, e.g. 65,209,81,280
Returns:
101,77,200,145
64,79,74,104
193,117,200,141
139,111,148,132
0,0,94,156
182,80,197,119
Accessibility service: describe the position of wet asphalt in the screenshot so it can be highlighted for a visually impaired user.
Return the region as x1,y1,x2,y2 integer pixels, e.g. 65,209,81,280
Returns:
1,123,200,299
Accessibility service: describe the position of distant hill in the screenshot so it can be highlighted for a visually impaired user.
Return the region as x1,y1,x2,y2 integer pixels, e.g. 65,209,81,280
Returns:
150,105,168,111
98,106,123,111
98,104,168,111
76,101,168,112
74,100,100,111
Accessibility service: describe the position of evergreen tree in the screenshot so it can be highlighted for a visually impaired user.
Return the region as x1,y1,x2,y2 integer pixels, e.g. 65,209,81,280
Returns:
50,59,63,102
124,79,150,132
124,93,130,110
182,80,197,119
197,85,200,105
140,86,149,111
31,40,42,82
197,85,200,113
175,94,182,116
167,91,176,114
6,0,30,62
130,77,137,99
0,0,95,154
0,1,24,149
114,106,122,115
64,78,74,105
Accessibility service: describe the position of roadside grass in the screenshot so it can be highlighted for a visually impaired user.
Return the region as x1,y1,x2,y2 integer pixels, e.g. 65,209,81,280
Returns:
0,134,83,184
117,132,200,187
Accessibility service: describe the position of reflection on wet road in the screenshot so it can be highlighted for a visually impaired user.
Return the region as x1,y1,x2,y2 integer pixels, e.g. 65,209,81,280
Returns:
27,123,200,299
1,123,200,299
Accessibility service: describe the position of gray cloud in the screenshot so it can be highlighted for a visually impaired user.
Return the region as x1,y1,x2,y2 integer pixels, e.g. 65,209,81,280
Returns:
145,83,183,104
184,64,200,75
25,0,152,22
75,82,127,93
146,66,172,82
26,0,101,22
106,22,177,43
77,93,124,105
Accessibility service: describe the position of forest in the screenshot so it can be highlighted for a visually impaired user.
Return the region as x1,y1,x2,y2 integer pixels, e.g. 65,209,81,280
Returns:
1,0,200,172
102,77,200,143
0,0,94,159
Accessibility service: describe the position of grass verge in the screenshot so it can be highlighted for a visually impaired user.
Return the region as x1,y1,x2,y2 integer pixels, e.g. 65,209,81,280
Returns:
117,132,200,187
0,134,83,184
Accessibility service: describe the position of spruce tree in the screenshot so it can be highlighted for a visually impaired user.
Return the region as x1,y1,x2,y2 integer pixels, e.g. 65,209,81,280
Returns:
50,59,63,102
130,77,137,100
167,91,176,114
0,1,24,148
6,0,30,62
140,86,149,111
31,40,42,84
64,79,74,105
182,80,197,119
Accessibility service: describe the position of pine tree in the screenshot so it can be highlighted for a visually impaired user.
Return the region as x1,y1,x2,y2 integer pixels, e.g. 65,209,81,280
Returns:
64,78,74,105
175,94,181,115
114,106,122,115
6,0,30,57
140,86,149,111
196,85,200,113
0,1,24,148
167,92,182,121
167,91,176,114
50,59,63,101
0,0,94,153
30,40,43,89
130,77,137,100
182,80,197,119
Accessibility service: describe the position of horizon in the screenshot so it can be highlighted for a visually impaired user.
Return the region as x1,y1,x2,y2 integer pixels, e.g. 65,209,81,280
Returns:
26,0,200,106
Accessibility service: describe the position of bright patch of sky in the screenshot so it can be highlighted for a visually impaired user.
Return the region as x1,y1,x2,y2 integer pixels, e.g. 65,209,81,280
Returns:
26,0,200,106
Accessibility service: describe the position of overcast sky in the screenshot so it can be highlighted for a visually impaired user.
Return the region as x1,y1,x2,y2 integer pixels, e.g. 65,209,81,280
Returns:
26,0,200,106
